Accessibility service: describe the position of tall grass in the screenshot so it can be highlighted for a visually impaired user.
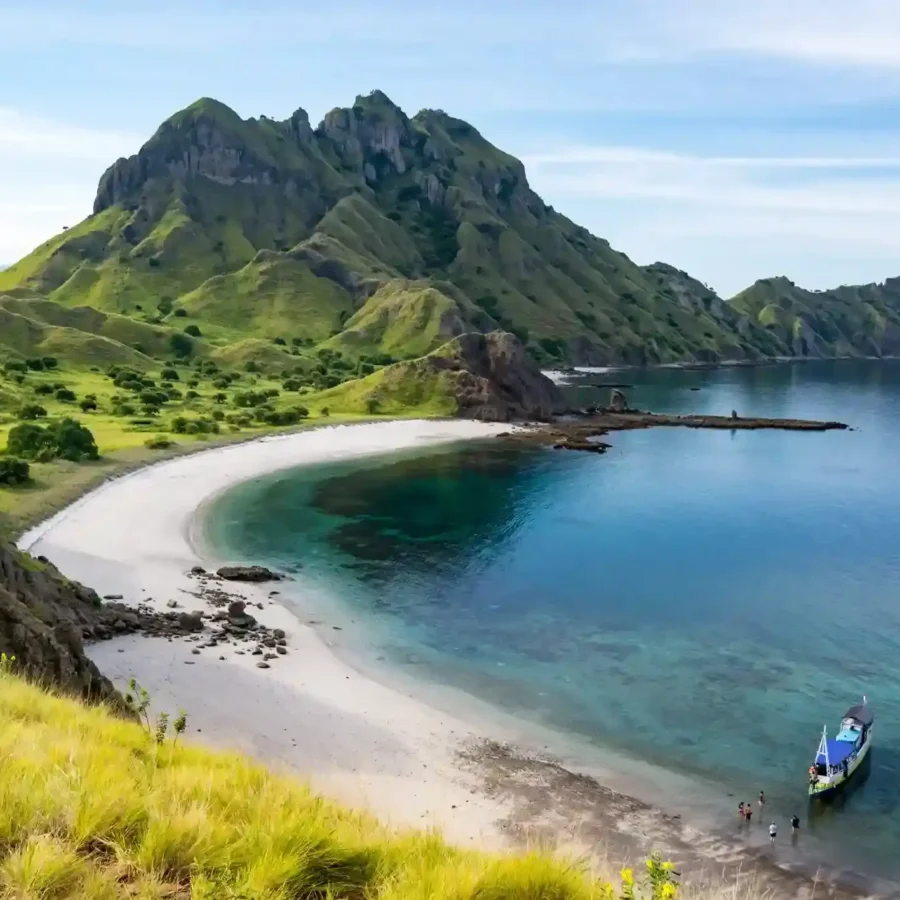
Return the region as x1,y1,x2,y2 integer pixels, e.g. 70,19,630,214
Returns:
0,669,680,899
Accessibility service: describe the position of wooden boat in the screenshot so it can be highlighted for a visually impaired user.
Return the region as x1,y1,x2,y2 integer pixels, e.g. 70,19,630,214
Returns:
808,697,873,797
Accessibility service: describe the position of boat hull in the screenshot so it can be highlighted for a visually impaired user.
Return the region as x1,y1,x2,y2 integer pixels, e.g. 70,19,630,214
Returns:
809,731,873,798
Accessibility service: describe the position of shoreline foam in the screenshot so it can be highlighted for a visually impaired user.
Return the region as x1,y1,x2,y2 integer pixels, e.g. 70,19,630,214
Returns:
15,419,890,896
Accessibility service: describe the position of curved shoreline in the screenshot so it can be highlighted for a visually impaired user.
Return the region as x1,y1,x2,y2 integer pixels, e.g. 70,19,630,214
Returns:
14,419,892,896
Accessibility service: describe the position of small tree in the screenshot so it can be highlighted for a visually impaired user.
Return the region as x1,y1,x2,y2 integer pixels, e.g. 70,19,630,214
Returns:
18,404,47,420
0,458,30,485
169,333,193,358
79,397,98,412
160,367,179,381
184,324,202,338
55,388,77,402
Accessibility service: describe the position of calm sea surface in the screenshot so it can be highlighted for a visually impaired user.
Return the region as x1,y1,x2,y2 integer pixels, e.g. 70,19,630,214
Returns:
205,361,900,880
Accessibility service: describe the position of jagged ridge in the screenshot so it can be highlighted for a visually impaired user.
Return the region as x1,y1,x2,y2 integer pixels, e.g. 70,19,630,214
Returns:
2,91,899,369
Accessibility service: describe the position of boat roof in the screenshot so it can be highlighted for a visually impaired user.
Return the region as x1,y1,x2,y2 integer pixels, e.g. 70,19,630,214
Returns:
844,704,874,726
817,739,856,767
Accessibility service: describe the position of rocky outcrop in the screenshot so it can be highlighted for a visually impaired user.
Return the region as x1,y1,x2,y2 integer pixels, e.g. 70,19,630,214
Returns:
216,565,283,583
0,543,124,705
431,331,566,421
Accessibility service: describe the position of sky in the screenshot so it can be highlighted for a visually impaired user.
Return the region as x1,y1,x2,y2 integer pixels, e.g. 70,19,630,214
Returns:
3,0,900,296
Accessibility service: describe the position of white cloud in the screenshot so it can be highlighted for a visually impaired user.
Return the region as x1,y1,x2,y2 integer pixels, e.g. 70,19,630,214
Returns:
0,108,142,161
5,1,900,70
523,144,900,293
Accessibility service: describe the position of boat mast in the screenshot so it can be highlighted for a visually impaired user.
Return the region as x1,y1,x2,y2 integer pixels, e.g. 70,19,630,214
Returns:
817,725,829,770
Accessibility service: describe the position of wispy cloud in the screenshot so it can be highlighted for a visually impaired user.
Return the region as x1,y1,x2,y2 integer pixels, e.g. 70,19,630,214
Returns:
523,143,900,293
0,108,141,161
5,1,900,70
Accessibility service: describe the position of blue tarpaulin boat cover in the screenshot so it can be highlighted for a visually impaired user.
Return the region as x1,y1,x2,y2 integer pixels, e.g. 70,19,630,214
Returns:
816,739,856,767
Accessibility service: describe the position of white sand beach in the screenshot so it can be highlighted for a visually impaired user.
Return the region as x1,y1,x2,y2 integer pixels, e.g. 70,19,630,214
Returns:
18,420,519,848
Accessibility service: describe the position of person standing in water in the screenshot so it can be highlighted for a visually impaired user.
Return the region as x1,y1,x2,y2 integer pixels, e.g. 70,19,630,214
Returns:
769,821,777,844
738,802,745,820
758,790,765,809
745,803,752,823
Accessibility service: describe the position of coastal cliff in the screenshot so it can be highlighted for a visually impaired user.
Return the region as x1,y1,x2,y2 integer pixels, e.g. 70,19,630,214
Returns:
0,542,124,704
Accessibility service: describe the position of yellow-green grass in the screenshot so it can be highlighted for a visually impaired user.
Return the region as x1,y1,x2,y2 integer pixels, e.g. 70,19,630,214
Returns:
0,668,625,899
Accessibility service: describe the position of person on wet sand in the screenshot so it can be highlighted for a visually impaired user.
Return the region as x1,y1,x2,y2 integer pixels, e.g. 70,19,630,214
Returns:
769,821,777,844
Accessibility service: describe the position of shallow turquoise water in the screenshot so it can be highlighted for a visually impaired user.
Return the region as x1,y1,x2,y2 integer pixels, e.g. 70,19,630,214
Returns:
205,361,900,880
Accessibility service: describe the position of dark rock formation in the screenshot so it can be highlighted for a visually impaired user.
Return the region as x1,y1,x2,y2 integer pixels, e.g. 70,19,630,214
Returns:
216,565,283,583
429,331,566,421
0,542,125,706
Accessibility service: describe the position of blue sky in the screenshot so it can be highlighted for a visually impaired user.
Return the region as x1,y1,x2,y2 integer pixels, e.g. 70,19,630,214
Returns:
3,0,900,295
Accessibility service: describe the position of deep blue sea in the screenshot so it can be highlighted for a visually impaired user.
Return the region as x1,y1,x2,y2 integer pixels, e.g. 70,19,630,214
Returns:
204,361,900,881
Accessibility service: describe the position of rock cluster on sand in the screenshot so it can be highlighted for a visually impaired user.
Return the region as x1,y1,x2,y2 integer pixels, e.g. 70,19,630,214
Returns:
0,545,295,707
215,565,283,583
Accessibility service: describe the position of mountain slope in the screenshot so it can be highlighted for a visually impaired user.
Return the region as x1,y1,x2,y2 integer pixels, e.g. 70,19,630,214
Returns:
730,276,900,357
2,91,898,366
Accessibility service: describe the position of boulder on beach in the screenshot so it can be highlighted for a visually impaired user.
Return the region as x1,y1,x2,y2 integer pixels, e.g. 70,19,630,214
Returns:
177,611,204,633
216,565,283,583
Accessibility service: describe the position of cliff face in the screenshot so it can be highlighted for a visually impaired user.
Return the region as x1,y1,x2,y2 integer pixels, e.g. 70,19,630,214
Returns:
434,331,566,421
0,543,125,705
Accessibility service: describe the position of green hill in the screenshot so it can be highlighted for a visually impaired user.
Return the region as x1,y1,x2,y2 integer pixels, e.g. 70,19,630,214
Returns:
1,90,899,379
730,276,900,357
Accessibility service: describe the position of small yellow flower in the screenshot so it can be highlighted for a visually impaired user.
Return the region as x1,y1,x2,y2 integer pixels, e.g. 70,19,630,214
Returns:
662,861,675,873
661,883,677,899
621,868,634,885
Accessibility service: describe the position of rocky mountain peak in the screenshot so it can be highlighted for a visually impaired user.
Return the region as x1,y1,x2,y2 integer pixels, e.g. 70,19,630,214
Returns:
319,91,416,185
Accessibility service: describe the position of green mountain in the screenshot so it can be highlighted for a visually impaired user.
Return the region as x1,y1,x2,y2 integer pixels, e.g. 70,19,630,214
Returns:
1,91,899,370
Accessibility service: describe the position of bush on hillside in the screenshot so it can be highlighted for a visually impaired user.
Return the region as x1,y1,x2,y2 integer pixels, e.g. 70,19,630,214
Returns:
6,418,98,463
173,307,187,317
25,357,45,371
169,332,193,358
0,457,30,485
17,404,47,421
160,367,179,381
3,361,27,374
144,436,174,450
55,388,77,402
79,396,98,412
33,383,53,395
184,324,202,338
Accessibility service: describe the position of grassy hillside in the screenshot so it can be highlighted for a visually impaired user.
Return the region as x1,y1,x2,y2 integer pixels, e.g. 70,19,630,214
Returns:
7,90,890,370
730,276,900,357
0,665,653,898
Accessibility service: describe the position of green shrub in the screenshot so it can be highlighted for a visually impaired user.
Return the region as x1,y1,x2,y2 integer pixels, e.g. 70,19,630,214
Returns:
144,436,174,450
173,308,187,318
25,358,45,371
55,388,76,403
0,457,30,485
6,418,98,463
18,404,47,421
79,397,98,412
160,367,179,381
33,384,53,396
273,336,287,345
3,361,27,374
184,324,202,338
169,333,193,358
